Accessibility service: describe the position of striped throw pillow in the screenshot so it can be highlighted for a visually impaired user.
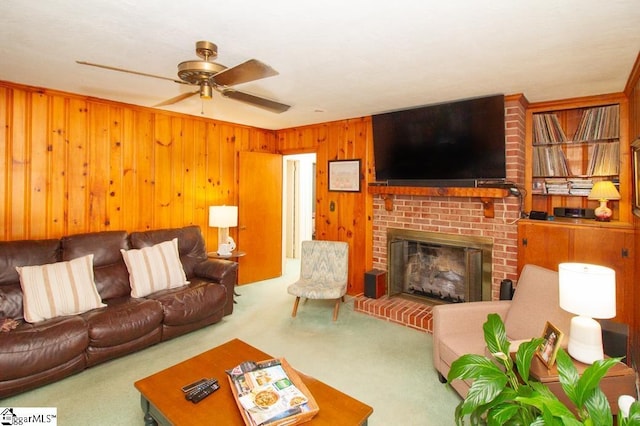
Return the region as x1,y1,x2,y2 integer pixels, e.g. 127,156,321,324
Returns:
121,238,189,298
17,254,106,323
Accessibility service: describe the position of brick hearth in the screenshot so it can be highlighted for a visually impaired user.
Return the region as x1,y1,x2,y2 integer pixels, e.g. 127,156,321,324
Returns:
353,294,433,333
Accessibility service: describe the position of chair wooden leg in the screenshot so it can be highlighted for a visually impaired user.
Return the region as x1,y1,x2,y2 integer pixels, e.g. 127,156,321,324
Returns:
333,298,341,321
292,297,300,318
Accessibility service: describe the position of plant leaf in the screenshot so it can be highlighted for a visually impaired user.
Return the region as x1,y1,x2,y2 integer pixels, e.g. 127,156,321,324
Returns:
448,354,505,382
517,394,576,419
582,388,613,426
514,338,544,383
486,403,519,425
626,401,640,425
459,375,509,417
484,313,510,358
555,349,579,404
574,357,622,407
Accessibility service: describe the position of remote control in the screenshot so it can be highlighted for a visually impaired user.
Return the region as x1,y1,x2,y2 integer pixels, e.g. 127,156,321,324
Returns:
185,378,218,400
189,381,220,403
182,377,212,393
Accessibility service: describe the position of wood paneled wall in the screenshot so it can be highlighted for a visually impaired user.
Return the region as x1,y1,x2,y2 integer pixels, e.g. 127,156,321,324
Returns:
277,118,374,294
0,81,276,252
0,80,372,295
624,52,640,366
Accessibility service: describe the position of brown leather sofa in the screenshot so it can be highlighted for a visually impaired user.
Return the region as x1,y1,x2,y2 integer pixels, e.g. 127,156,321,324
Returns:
0,225,237,398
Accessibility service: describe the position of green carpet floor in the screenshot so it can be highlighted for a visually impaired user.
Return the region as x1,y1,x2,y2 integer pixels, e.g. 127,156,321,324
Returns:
1,259,461,425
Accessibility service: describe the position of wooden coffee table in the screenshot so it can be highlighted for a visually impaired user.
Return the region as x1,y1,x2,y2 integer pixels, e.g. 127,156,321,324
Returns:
134,338,373,425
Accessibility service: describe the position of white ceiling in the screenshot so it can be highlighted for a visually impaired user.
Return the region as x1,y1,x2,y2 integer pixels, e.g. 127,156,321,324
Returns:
1,1,639,130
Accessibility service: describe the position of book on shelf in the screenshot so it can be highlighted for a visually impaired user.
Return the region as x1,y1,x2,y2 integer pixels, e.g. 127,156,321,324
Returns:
533,146,570,177
586,142,619,176
533,113,567,144
544,178,570,195
568,178,593,195
572,104,620,142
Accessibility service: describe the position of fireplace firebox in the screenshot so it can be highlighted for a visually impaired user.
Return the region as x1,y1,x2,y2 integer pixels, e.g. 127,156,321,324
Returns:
387,228,493,304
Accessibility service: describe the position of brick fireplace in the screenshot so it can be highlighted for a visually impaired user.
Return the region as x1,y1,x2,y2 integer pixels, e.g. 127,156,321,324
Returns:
387,228,493,303
354,95,527,332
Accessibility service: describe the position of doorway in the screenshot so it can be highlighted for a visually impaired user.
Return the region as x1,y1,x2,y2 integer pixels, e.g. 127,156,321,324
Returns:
283,153,316,261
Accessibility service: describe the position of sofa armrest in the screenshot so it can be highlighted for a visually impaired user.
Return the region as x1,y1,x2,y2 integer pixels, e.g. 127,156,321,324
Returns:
193,259,238,316
432,300,512,381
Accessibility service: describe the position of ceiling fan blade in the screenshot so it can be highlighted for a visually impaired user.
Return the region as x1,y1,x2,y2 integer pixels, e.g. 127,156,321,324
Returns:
220,88,290,113
154,90,200,107
76,61,188,85
212,59,279,86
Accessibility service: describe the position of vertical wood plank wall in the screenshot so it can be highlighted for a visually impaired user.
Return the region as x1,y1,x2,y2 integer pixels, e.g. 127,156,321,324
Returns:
624,52,640,367
0,81,372,295
277,118,375,294
0,82,277,260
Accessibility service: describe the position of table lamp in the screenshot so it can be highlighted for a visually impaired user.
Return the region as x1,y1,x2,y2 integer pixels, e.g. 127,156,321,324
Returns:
558,262,616,364
208,205,238,256
588,181,620,222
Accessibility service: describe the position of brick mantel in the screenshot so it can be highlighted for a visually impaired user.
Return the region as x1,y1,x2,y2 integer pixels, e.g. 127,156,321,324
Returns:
371,95,527,300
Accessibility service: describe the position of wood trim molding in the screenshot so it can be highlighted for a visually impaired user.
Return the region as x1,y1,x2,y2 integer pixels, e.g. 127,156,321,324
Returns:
368,186,509,218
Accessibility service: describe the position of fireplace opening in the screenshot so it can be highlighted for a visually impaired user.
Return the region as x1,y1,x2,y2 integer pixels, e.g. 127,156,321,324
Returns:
387,228,493,304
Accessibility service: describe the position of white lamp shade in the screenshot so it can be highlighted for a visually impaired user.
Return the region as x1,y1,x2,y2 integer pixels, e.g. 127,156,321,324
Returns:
208,206,238,228
558,262,616,319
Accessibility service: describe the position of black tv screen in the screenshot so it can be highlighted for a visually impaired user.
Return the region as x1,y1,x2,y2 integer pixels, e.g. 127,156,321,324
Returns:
372,94,506,186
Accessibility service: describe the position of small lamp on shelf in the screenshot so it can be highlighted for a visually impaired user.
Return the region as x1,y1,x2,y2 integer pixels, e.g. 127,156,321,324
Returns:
587,181,620,222
558,262,616,364
208,205,238,256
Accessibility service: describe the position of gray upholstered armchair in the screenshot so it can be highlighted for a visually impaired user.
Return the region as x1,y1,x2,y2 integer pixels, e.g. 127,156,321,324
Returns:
287,240,349,321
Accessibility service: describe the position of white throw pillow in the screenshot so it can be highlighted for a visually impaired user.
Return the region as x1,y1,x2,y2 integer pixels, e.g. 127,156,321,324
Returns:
17,254,106,323
121,238,189,298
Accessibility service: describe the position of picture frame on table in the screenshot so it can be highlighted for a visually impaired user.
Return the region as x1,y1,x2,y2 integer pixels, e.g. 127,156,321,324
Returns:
537,321,564,368
328,159,361,192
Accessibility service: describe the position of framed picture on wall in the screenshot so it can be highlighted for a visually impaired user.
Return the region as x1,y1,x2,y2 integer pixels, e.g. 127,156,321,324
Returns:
328,160,361,192
632,138,640,217
537,321,564,368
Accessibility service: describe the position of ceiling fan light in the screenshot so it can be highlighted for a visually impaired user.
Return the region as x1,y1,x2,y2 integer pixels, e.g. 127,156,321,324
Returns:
200,83,213,100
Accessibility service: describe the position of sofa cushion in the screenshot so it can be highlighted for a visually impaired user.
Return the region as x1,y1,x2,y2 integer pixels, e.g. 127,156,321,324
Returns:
0,239,61,320
16,255,106,323
81,298,163,348
146,282,227,327
61,231,131,300
129,225,207,278
121,238,189,298
504,264,573,341
0,316,88,381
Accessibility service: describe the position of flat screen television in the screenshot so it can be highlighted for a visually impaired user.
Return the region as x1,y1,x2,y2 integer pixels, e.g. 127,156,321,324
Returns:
372,94,506,187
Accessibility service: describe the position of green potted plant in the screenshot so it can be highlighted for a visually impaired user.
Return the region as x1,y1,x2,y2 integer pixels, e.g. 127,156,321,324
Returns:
447,313,625,425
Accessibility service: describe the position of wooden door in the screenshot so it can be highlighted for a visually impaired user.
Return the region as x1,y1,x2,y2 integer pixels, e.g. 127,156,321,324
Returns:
238,151,283,284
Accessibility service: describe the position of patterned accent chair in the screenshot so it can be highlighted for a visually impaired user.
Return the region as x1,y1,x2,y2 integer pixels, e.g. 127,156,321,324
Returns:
287,241,349,321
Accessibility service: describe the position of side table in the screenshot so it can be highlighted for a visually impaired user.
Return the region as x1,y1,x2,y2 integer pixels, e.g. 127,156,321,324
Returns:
529,354,636,415
207,251,246,301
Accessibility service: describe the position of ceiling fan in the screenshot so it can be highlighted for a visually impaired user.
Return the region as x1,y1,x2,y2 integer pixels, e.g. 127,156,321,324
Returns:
77,40,290,113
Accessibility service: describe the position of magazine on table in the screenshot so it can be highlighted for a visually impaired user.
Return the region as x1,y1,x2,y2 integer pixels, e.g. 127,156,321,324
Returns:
226,359,313,426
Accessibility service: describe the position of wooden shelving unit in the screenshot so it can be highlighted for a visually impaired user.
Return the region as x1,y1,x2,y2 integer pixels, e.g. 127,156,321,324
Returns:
518,93,634,328
524,93,631,223
368,185,509,218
